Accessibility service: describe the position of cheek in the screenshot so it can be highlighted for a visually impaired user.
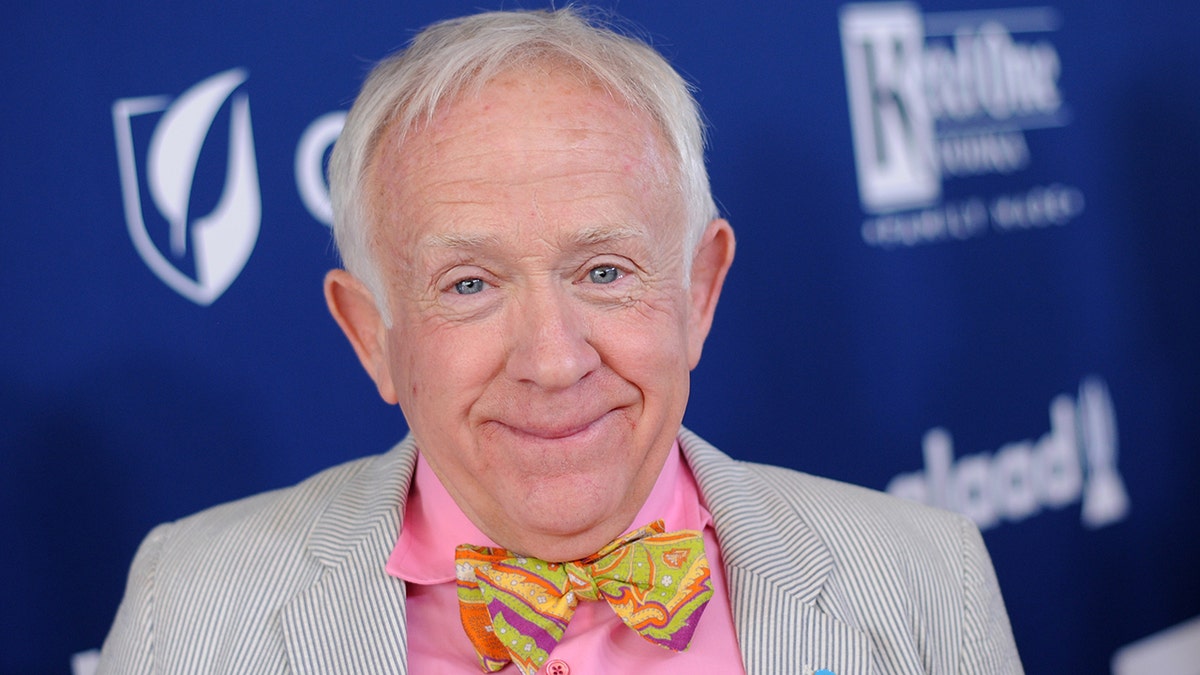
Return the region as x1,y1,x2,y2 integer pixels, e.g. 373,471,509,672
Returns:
391,320,502,411
599,303,691,391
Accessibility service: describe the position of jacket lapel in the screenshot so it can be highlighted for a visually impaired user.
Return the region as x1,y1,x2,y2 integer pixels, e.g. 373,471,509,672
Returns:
680,429,875,675
277,430,874,674
280,437,419,675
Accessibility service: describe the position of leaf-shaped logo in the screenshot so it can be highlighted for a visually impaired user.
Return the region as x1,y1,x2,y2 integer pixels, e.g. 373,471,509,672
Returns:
113,68,261,305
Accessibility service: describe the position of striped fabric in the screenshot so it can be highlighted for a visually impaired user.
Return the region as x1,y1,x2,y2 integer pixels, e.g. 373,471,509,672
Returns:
97,429,1023,674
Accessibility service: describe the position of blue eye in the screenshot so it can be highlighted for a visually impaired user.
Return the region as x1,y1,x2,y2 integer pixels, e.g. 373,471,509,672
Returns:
454,278,486,295
588,266,622,284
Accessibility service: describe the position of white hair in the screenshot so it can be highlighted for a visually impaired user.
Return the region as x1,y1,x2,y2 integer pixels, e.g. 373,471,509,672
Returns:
328,6,719,315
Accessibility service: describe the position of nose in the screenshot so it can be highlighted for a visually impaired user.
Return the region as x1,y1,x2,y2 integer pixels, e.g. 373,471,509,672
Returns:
504,284,601,389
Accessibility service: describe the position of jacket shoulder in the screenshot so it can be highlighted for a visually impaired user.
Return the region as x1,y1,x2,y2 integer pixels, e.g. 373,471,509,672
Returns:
153,451,378,560
748,459,968,537
718,451,979,594
98,439,418,673
681,427,969,551
681,429,1021,672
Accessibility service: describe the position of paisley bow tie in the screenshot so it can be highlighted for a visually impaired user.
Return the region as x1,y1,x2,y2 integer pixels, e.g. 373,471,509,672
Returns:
455,520,713,674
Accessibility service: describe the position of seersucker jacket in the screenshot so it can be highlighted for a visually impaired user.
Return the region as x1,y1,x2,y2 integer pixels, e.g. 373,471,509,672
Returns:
98,428,1023,674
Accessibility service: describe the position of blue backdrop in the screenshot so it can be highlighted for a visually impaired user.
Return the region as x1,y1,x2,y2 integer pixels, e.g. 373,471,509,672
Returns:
4,1,1198,672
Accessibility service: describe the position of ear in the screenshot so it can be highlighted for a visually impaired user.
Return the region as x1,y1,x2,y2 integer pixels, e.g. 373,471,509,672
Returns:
686,218,736,368
324,269,399,404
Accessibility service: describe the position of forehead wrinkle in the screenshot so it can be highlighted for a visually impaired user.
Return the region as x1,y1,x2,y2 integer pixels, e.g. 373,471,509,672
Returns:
421,230,503,251
411,104,675,178
416,111,635,164
418,222,647,256
421,150,663,186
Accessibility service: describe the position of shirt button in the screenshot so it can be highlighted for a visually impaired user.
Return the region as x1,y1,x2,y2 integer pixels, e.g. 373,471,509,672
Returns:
546,659,570,675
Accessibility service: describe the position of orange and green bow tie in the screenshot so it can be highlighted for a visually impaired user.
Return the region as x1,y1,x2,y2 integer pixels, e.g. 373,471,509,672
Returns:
455,520,713,675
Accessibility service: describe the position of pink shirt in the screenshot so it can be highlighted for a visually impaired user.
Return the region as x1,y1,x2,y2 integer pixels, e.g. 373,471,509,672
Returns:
386,441,745,674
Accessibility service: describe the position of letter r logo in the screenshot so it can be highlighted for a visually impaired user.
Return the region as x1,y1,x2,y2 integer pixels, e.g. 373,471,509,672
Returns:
840,3,941,213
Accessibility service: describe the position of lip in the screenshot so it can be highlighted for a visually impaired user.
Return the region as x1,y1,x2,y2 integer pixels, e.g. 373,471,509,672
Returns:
493,409,614,441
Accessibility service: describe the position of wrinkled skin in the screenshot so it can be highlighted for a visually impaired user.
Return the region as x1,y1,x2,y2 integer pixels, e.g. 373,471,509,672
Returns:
325,66,734,561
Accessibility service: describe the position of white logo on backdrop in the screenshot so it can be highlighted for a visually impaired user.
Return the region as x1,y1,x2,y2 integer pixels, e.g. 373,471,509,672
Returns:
886,377,1130,531
839,3,1085,246
113,68,261,305
1112,615,1200,675
295,111,345,227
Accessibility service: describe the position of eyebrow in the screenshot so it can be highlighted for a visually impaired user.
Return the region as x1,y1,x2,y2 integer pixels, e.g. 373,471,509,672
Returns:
570,224,647,247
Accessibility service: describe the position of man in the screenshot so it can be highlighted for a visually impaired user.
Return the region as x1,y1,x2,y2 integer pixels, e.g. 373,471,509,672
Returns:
99,7,1022,674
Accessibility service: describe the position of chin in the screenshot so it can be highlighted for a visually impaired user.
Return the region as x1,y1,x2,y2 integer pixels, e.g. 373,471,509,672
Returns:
503,499,633,559
512,526,631,563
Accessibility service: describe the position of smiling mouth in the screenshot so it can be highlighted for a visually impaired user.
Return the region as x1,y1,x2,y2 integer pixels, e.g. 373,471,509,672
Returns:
496,410,613,441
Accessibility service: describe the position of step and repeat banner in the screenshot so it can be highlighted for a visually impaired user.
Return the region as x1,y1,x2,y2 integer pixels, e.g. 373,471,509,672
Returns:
3,1,1198,672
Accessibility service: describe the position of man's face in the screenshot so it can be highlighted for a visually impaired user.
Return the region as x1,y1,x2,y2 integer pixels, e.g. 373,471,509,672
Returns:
340,67,729,561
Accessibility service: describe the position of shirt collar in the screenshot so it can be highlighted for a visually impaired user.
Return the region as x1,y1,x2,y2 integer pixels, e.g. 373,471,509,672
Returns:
386,438,708,584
